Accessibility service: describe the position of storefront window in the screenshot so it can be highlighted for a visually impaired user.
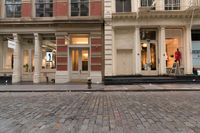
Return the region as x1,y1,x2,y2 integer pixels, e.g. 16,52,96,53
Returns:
70,34,89,45
0,41,14,70
41,40,56,69
22,49,34,72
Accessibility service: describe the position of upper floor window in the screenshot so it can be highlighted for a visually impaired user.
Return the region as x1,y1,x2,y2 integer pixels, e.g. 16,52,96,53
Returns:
36,0,53,17
141,0,154,7
71,0,89,16
5,0,21,17
116,0,131,12
165,0,180,10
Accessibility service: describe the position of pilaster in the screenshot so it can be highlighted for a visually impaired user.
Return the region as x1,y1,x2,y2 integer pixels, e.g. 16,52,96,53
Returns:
12,33,21,83
55,32,69,83
104,0,113,76
159,27,167,75
135,27,141,75
90,33,103,83
33,33,41,83
184,25,193,74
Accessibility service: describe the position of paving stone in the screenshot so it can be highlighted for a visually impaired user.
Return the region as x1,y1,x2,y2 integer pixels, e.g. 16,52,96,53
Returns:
0,91,200,133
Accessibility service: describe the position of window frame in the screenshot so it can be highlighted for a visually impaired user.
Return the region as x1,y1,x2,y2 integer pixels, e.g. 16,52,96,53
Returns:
141,0,154,7
70,0,89,17
165,0,180,10
5,0,22,18
35,0,53,17
116,0,132,13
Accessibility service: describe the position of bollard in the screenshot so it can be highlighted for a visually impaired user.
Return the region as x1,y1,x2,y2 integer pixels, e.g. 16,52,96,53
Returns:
87,77,92,89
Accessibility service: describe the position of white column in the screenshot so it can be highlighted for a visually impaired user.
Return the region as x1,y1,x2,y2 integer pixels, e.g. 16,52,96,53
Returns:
135,27,141,75
28,49,32,72
184,25,193,74
12,33,21,83
33,33,41,83
159,27,166,75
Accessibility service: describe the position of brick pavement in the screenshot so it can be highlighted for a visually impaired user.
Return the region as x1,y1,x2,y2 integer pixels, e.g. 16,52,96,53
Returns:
0,92,200,133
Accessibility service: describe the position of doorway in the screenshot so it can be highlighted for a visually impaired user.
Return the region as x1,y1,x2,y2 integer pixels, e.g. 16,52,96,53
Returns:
141,40,158,75
22,49,34,81
70,48,89,82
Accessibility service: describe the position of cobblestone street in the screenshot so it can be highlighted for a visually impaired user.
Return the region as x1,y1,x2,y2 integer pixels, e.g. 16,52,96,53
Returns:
1,91,200,133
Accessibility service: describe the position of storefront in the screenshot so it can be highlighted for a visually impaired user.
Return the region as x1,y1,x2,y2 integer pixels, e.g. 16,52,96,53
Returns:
0,24,103,84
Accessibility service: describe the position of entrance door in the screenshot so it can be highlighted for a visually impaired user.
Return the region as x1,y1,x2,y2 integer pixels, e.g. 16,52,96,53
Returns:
22,49,34,81
70,48,89,82
141,41,158,75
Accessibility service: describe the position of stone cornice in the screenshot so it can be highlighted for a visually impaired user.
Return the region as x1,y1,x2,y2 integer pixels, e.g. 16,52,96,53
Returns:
112,9,200,20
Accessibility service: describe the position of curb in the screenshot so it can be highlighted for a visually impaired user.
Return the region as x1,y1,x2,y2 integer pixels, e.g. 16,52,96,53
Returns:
1,89,200,92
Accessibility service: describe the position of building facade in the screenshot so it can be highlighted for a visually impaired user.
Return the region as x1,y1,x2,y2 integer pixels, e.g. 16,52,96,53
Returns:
0,0,103,84
104,0,200,77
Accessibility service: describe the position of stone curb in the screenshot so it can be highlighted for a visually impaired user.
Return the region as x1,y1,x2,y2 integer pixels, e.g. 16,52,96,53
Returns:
1,89,200,92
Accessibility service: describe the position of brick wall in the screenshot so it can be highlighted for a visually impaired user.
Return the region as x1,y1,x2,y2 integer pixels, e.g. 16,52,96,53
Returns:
53,0,68,17
90,0,102,16
56,36,68,71
91,37,103,71
22,0,32,17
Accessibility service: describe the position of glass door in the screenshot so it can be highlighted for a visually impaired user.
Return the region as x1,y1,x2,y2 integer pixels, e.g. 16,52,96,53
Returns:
22,49,34,81
71,48,89,81
141,41,158,75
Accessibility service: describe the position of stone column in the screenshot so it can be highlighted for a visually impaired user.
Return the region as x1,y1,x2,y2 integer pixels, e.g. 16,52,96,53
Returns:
28,49,32,72
159,27,166,75
135,27,141,75
33,33,41,83
12,33,21,83
184,25,193,74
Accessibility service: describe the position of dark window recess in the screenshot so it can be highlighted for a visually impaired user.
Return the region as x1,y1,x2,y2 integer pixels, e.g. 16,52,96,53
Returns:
5,0,21,18
141,0,154,7
140,30,156,40
192,31,200,41
71,0,89,16
116,0,131,12
36,0,53,17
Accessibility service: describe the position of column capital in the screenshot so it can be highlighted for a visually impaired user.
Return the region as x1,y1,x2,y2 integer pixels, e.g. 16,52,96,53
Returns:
135,26,140,29
159,26,166,30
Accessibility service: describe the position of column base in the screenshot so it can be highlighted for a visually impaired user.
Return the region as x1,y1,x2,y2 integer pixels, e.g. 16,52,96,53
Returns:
55,71,70,83
90,71,102,83
33,74,40,83
12,74,21,83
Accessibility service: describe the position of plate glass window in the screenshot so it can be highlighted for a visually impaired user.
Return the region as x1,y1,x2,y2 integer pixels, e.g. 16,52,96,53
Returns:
36,0,53,17
71,0,89,16
5,0,21,17
116,0,131,12
165,0,180,10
